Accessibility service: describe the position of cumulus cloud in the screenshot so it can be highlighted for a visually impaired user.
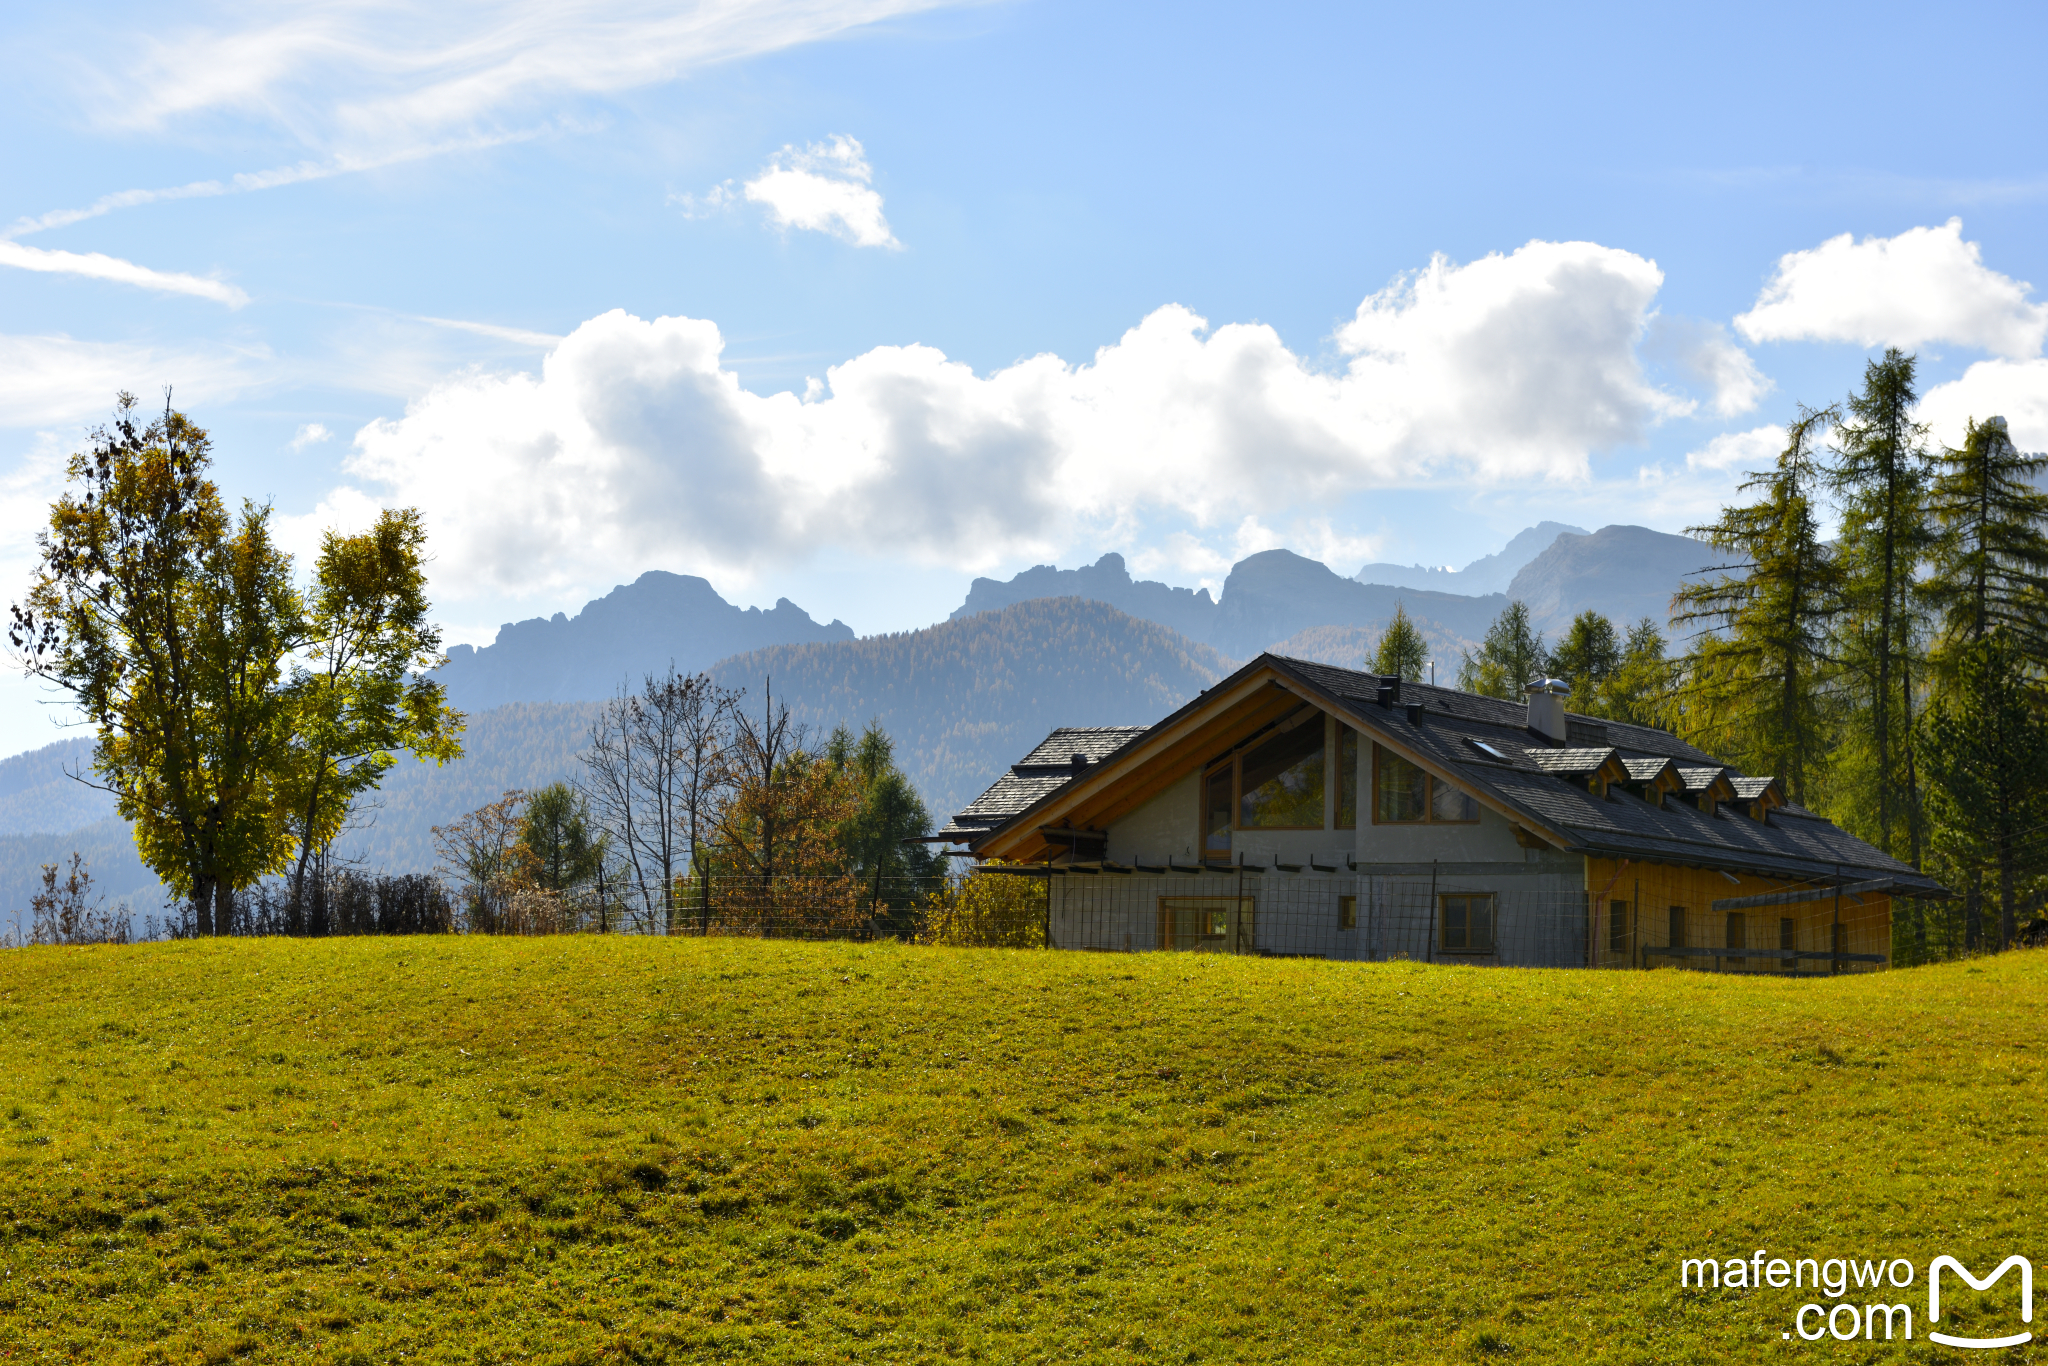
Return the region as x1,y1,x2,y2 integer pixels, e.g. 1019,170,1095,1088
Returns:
0,239,248,306
289,423,333,450
741,136,899,248
1685,425,1783,473
1643,317,1770,416
333,239,1700,609
1918,358,2048,453
1735,219,2048,359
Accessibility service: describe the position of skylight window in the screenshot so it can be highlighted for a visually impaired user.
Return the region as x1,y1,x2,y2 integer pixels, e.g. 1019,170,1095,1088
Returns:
1472,740,1509,760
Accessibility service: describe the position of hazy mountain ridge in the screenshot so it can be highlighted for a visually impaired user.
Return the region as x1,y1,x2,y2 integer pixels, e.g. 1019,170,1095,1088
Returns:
710,597,1234,820
1353,521,1586,595
0,737,116,838
436,570,853,712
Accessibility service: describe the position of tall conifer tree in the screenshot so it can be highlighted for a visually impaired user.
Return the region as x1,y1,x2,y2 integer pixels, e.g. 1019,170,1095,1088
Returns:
1671,407,1842,805
1831,349,1932,863
1920,415,2048,674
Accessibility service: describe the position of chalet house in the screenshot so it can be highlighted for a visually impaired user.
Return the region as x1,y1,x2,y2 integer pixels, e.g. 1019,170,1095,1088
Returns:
936,654,1944,970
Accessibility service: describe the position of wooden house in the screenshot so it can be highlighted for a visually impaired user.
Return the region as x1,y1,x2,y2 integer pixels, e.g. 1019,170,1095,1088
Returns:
933,654,1945,970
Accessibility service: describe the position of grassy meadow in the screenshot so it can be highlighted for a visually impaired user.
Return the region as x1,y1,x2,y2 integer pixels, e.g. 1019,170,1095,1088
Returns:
0,937,2041,1364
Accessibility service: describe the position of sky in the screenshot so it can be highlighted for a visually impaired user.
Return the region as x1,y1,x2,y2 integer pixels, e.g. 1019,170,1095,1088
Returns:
3,0,2047,759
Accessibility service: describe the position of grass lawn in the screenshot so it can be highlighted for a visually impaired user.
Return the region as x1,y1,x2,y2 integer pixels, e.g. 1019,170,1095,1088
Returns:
0,938,2041,1364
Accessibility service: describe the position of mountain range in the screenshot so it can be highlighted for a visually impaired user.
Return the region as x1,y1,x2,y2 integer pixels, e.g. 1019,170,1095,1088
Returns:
2,520,1716,911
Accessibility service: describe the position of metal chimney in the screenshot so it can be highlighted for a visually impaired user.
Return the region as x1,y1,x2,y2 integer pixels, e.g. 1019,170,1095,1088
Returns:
1525,676,1569,744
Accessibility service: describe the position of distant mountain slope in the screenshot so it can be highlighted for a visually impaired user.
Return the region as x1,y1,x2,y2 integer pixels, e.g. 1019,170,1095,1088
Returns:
1353,521,1585,595
1505,525,1714,633
0,737,114,837
1,816,164,930
950,553,1217,639
710,597,1235,820
1209,550,1503,658
434,571,853,712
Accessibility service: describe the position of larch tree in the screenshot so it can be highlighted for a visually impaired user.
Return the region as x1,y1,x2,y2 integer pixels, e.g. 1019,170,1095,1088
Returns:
1369,603,1428,682
11,395,302,933
1670,406,1843,806
1920,414,2048,676
1456,601,1546,700
825,720,944,936
1830,349,1933,864
1547,610,1619,716
1919,630,2048,950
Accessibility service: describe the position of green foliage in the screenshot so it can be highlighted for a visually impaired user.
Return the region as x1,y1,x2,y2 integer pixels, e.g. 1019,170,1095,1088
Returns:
917,863,1047,946
11,395,301,931
1919,630,2048,950
1670,409,1843,805
519,782,604,893
278,510,464,909
1921,415,2048,675
1455,600,1545,700
0,938,2042,1362
1369,602,1428,681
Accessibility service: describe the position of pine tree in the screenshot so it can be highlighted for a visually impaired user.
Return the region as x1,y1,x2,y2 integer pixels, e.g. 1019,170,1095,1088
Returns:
1831,350,1933,863
1671,407,1843,805
1921,415,2048,676
1548,610,1619,715
1920,630,2048,950
1369,603,1428,682
1456,601,1546,700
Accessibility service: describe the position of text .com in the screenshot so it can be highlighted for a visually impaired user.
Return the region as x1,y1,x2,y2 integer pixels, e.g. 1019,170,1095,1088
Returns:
1679,1252,2033,1348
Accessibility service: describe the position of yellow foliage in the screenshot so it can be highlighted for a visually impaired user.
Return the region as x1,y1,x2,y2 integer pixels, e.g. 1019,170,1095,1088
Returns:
917,863,1046,947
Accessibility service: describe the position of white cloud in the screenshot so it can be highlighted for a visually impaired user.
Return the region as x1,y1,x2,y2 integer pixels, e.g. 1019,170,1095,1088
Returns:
289,423,333,450
1685,425,1783,473
1918,358,2048,453
333,238,1700,610
742,136,899,248
0,240,248,307
0,334,264,428
97,1,957,150
1643,317,1770,416
1735,219,2048,359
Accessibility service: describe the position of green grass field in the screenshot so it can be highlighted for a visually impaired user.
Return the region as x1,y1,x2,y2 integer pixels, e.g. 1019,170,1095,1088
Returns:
0,938,2041,1364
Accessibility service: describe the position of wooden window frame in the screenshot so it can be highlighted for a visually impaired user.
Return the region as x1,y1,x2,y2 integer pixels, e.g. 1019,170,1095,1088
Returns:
1338,894,1357,930
1371,743,1480,826
1198,719,1336,839
1438,892,1496,954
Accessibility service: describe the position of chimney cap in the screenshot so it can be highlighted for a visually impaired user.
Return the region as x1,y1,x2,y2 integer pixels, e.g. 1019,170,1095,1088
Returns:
1524,677,1569,696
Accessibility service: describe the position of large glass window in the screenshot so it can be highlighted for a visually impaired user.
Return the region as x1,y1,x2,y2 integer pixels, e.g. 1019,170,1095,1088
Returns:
1239,722,1325,828
1336,727,1358,829
1373,745,1478,824
1440,894,1495,953
1204,766,1234,856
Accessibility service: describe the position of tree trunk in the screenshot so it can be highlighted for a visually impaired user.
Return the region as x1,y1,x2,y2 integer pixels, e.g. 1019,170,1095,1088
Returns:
1965,869,1983,952
1999,834,2016,951
192,873,215,937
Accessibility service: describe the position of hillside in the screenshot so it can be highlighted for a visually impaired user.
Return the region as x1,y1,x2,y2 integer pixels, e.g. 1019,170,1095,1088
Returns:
434,571,853,712
0,938,2036,1363
0,735,114,837
710,596,1235,820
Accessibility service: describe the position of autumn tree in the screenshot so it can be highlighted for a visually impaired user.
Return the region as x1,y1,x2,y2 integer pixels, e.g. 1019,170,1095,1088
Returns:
278,509,464,931
1370,604,1428,682
1547,610,1618,714
11,395,301,933
433,790,532,932
825,720,945,936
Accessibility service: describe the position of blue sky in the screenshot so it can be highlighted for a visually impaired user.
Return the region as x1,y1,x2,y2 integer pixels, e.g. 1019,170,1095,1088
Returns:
4,0,2047,757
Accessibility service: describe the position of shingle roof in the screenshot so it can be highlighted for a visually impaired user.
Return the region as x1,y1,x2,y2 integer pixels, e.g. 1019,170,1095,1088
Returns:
943,654,1946,896
935,726,1147,840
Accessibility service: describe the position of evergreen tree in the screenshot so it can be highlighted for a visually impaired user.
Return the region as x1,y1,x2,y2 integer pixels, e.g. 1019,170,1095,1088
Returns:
1920,415,2048,676
520,782,604,894
1920,630,2048,950
1548,610,1619,714
1671,407,1843,805
1591,618,1670,726
1456,601,1546,700
1369,603,1428,682
826,721,945,935
1830,349,1933,863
